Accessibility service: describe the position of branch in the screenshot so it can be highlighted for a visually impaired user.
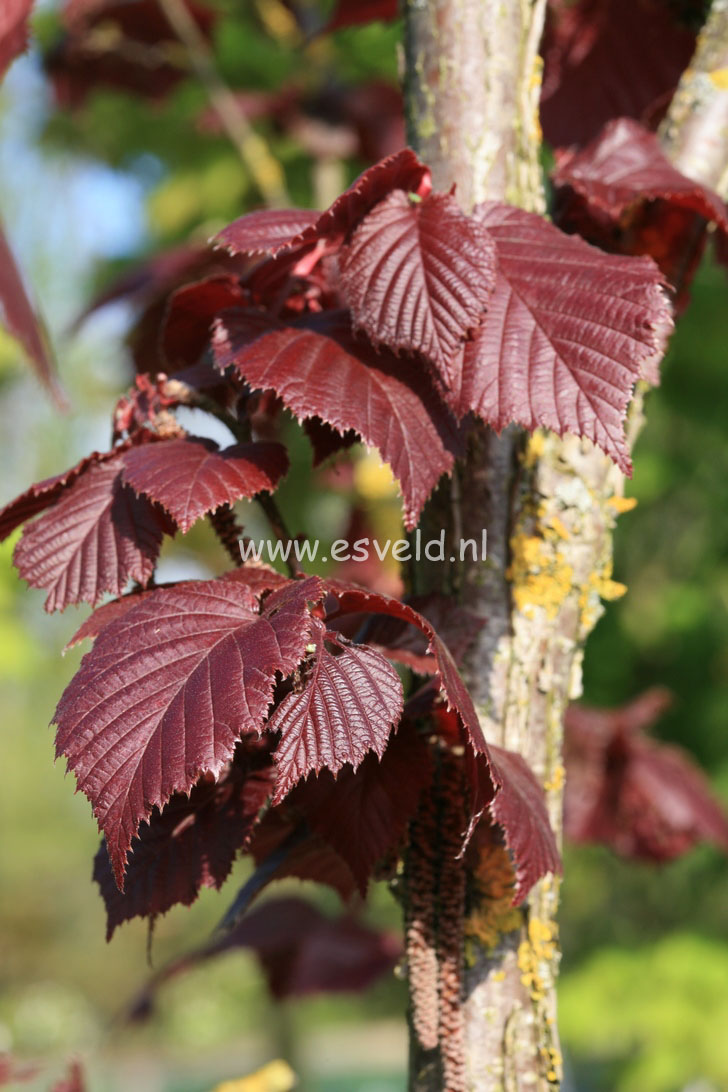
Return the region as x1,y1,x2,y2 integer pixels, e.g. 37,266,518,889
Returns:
156,0,290,208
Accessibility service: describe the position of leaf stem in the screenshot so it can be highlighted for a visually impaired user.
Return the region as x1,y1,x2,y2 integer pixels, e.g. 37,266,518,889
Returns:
257,492,302,577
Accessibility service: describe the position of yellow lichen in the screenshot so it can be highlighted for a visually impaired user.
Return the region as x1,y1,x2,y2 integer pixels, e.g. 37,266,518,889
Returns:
543,764,565,794
709,67,728,89
599,578,628,601
548,514,570,540
540,1045,563,1084
578,558,627,629
508,532,574,619
522,429,546,468
607,494,638,514
517,917,557,1002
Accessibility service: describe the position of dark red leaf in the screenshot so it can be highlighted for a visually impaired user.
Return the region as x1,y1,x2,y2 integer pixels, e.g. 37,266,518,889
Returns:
486,746,562,903
231,898,398,998
219,564,292,596
74,243,247,378
355,592,485,672
268,619,403,803
0,223,66,407
161,274,248,371
94,743,275,938
216,149,430,260
213,309,463,528
121,436,288,533
0,449,116,543
294,717,433,893
339,190,496,387
553,118,728,233
66,588,160,648
322,580,489,755
131,897,399,1011
299,148,431,247
248,806,357,901
236,899,400,999
13,452,174,612
552,118,728,300
69,567,285,652
54,575,321,887
458,203,671,470
565,691,728,861
540,0,696,149
324,0,398,32
215,209,320,258
0,0,32,80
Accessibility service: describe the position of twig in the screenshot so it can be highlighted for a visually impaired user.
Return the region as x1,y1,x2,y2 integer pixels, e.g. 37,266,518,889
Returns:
257,492,302,577
156,0,290,208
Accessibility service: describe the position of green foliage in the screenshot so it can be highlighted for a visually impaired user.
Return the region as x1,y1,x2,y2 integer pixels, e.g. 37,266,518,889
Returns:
561,933,728,1092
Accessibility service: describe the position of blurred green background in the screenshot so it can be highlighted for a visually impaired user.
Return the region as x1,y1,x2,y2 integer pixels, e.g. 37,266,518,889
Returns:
1,3,728,1090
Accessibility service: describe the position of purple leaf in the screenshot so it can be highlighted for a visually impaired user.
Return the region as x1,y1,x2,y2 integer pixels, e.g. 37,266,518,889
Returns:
294,717,433,893
339,190,496,387
215,149,430,260
565,690,728,861
355,592,485,672
540,0,695,149
213,309,463,529
268,619,404,803
553,118,728,233
486,746,562,903
66,587,161,648
248,805,358,901
47,0,216,107
215,208,319,257
130,897,400,1012
459,202,671,470
13,451,175,611
161,273,248,371
94,743,275,937
303,149,431,246
54,575,322,887
121,436,289,532
322,581,489,755
0,449,117,543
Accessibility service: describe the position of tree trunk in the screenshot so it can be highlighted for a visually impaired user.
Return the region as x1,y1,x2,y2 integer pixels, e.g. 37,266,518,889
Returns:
401,2,728,1089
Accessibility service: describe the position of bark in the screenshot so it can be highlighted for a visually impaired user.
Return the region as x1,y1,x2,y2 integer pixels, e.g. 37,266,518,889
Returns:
401,1,728,1089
